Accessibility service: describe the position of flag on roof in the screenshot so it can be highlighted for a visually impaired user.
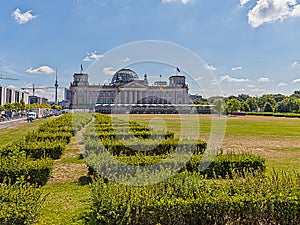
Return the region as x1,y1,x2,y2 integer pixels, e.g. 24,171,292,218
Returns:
176,67,180,73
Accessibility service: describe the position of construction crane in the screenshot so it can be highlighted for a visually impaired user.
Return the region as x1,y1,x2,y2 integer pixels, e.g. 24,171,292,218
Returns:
0,74,19,80
22,71,64,105
21,84,55,97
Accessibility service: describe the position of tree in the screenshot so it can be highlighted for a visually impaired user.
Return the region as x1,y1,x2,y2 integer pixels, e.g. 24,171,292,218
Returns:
237,94,250,102
263,102,273,112
51,104,62,110
241,102,250,112
4,103,15,111
257,95,276,110
213,98,225,116
20,99,26,111
225,98,241,114
274,97,298,113
244,98,258,112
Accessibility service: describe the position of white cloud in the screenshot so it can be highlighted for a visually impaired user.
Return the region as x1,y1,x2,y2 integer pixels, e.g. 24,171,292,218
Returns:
195,76,203,81
83,51,103,62
103,67,116,76
204,64,217,71
7,85,17,90
162,0,192,4
291,61,300,66
247,84,256,88
11,8,37,24
251,88,266,94
220,75,249,83
26,65,55,74
240,0,251,7
247,0,300,28
231,66,242,71
122,57,130,62
292,78,300,83
258,77,270,82
278,82,288,86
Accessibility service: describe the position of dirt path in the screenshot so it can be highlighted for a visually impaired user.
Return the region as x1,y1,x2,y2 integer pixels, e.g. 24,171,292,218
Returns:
47,129,88,185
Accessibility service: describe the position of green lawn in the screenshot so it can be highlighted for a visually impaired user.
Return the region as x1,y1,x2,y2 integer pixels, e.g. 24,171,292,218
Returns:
0,117,57,147
36,183,91,225
1,114,299,224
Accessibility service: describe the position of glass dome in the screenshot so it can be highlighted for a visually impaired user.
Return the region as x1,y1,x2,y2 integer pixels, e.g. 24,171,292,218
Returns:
111,68,139,84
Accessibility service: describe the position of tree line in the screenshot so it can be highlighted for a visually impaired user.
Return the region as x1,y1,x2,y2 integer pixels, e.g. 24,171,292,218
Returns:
194,90,300,115
0,99,62,113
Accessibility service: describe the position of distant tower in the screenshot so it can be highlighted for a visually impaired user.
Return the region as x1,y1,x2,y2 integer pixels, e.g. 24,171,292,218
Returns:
54,69,58,104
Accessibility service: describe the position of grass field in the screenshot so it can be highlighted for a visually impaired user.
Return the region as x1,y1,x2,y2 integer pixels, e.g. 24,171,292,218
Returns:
1,114,299,224
127,114,300,173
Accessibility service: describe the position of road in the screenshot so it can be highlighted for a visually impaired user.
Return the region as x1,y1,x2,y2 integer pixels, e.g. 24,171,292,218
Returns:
0,117,27,130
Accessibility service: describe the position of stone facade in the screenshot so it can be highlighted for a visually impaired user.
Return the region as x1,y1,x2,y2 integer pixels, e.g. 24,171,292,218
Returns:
69,68,189,110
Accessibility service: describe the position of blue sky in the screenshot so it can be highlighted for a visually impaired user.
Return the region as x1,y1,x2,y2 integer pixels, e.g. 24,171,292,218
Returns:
1,0,300,101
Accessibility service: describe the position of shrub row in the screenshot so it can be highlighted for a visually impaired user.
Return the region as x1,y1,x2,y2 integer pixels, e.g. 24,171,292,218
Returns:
188,153,265,178
247,112,300,118
1,141,65,159
86,152,265,179
0,151,53,186
85,130,175,140
84,138,207,156
90,171,300,225
25,131,73,144
0,182,45,225
0,113,92,185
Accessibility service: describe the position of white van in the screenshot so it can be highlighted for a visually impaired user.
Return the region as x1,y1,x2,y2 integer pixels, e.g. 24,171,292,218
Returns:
27,112,37,120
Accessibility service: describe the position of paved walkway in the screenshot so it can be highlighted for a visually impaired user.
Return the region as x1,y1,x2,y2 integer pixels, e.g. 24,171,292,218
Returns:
0,117,27,129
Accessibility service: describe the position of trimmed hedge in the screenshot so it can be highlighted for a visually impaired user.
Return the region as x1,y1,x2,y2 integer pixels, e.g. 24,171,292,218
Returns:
85,138,207,156
188,153,265,178
25,131,73,144
85,130,175,140
90,172,300,225
2,141,65,159
247,112,300,118
0,182,45,225
86,153,265,179
0,151,53,186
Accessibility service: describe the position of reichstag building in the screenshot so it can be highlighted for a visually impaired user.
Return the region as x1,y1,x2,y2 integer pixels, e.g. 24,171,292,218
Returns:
70,68,195,113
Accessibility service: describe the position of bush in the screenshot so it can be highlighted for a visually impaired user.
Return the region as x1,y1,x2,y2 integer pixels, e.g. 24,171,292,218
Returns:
86,152,265,180
89,172,299,225
188,153,265,178
0,151,53,186
0,182,45,225
85,138,207,156
2,141,65,159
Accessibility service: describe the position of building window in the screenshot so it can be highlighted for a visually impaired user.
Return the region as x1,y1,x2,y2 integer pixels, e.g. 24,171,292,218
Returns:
105,98,109,104
111,98,114,104
105,92,109,97
89,98,93,104
100,98,103,104
78,99,83,104
100,92,103,97
111,92,115,97
78,91,83,97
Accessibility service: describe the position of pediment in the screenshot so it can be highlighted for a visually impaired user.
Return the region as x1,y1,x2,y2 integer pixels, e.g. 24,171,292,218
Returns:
119,81,147,89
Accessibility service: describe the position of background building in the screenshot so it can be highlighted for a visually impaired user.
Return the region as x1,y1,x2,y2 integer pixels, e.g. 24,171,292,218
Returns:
70,68,190,112
0,85,29,106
